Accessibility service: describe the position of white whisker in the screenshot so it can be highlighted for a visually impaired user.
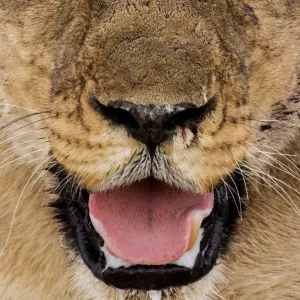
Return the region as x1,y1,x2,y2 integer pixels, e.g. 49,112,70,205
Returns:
1,103,41,113
247,142,300,179
0,140,48,164
0,147,48,170
0,129,45,145
224,168,245,216
259,143,300,175
217,170,242,219
21,154,57,205
241,160,300,216
0,137,47,157
0,155,52,256
223,148,249,204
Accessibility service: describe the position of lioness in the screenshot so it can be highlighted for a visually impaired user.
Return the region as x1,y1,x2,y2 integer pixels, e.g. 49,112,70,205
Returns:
0,1,300,299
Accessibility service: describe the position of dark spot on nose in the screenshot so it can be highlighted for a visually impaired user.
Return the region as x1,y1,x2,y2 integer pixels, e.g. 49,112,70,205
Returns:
89,96,216,152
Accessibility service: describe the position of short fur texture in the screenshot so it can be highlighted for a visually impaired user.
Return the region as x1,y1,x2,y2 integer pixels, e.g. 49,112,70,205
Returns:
0,1,300,299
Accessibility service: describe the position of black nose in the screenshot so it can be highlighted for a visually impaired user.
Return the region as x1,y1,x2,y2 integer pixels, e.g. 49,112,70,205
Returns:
90,97,215,148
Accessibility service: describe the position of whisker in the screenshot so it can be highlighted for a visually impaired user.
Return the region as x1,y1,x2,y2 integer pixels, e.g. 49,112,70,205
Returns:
250,150,296,158
228,170,246,208
241,161,300,216
218,171,242,219
0,140,49,165
253,173,300,217
58,174,74,195
0,148,48,170
243,159,300,203
21,155,58,205
223,148,249,204
260,144,300,175
237,166,270,189
0,111,50,131
0,137,47,157
2,115,55,139
53,170,72,194
0,103,43,113
211,283,226,300
0,156,51,168
0,155,53,256
244,145,300,184
52,159,76,197
0,128,47,145
34,147,70,198
235,169,262,195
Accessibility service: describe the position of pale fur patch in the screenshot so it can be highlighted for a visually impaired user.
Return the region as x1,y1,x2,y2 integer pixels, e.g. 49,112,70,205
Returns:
0,98,50,166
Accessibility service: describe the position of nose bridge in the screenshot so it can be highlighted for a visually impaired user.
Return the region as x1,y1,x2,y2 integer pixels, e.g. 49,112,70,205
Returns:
91,23,211,106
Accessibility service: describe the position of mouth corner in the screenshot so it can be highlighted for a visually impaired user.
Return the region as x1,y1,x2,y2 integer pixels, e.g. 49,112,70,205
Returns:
49,163,244,291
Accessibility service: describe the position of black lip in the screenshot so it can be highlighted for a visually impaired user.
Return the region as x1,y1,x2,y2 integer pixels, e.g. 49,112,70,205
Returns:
49,163,244,291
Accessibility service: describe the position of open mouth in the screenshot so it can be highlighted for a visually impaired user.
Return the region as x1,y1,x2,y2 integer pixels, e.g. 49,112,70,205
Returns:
50,164,243,291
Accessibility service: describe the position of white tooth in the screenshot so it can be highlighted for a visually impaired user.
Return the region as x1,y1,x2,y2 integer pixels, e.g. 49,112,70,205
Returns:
101,244,132,270
148,290,162,300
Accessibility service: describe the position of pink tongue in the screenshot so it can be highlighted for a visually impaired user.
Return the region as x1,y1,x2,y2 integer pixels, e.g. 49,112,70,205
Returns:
89,179,213,265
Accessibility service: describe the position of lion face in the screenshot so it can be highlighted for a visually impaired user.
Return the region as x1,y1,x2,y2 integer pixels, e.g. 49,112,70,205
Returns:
1,0,299,297
48,2,253,290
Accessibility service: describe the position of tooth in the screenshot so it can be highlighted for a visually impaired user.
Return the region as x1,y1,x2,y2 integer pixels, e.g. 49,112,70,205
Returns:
187,214,203,250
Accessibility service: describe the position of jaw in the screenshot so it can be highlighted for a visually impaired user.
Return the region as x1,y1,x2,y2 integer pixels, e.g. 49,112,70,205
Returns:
50,163,243,292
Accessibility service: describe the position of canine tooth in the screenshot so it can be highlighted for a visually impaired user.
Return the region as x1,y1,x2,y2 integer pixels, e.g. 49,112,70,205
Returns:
187,214,203,250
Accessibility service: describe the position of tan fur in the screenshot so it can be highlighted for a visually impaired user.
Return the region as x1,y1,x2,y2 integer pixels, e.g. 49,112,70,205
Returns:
0,1,300,299
218,134,300,299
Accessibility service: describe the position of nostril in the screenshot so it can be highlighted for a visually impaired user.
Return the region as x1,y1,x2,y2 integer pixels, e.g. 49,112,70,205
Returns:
164,97,216,132
89,96,140,130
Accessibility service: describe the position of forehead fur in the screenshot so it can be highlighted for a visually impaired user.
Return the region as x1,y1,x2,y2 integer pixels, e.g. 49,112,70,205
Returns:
1,1,299,109
50,0,253,107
